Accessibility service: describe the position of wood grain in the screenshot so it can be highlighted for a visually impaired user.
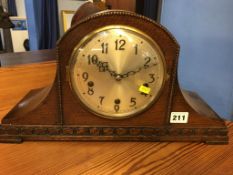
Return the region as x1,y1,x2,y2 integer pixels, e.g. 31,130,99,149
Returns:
0,10,227,144
0,61,56,121
0,122,232,175
59,9,180,126
0,49,55,67
106,0,136,12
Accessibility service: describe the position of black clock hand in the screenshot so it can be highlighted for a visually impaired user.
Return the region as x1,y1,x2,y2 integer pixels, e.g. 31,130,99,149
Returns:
106,63,157,81
90,58,119,78
119,63,157,79
90,56,156,80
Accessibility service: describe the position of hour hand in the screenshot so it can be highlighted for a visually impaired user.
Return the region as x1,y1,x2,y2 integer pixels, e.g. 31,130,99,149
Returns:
119,63,157,79
97,61,109,72
95,61,120,79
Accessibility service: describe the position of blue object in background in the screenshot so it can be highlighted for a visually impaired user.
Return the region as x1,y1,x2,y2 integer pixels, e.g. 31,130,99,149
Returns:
12,20,27,30
25,0,40,50
25,0,59,50
7,0,17,16
161,0,233,120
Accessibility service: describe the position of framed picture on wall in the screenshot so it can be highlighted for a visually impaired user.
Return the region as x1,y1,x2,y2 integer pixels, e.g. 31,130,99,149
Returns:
61,10,76,32
10,17,29,52
11,17,28,31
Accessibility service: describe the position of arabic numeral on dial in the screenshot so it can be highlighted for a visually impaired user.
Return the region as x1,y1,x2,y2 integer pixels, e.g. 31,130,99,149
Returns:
82,72,89,81
88,87,94,95
130,97,136,107
144,57,151,68
148,74,155,83
134,44,138,55
101,43,108,54
88,54,98,65
87,81,94,95
98,62,108,72
114,99,120,112
99,96,105,105
115,39,126,50
114,105,120,112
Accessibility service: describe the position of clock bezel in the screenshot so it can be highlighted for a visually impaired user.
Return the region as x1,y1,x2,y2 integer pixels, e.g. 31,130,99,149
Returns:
68,25,167,120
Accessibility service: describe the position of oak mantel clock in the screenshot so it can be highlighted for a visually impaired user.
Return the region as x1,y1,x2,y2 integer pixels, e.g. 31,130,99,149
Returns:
0,3,228,144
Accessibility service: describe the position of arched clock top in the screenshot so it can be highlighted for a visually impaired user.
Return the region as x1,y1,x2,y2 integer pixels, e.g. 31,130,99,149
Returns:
57,10,180,64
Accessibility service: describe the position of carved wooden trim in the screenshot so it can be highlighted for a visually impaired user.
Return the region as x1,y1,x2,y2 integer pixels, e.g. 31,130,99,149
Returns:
0,125,228,139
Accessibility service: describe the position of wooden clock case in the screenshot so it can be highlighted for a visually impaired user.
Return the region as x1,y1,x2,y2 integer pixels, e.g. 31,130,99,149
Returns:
0,6,228,144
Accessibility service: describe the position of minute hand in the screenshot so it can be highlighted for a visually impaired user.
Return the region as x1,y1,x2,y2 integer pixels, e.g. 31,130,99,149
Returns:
120,63,157,79
94,60,122,79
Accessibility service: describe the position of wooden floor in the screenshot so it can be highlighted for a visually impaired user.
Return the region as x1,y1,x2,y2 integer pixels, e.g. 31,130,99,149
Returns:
0,122,231,175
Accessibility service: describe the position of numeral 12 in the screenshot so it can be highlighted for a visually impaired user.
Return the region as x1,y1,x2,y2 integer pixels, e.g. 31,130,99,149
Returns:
115,39,126,50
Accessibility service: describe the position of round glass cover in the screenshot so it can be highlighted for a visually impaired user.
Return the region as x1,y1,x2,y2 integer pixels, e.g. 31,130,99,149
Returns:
69,25,166,119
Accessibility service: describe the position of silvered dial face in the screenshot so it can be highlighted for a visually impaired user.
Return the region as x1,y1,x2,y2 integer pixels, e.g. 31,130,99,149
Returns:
69,25,166,119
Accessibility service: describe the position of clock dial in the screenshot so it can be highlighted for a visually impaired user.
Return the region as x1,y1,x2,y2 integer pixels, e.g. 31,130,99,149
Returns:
69,25,166,119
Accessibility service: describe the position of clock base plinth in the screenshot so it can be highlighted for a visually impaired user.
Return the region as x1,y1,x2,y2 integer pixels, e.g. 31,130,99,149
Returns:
0,78,229,145
0,124,228,144
0,136,23,144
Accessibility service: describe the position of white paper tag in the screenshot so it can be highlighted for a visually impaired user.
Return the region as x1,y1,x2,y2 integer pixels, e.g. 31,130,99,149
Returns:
170,112,189,123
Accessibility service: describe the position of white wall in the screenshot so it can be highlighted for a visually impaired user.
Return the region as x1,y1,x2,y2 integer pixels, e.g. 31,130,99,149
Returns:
0,0,27,52
57,0,87,36
11,0,28,52
16,0,26,17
